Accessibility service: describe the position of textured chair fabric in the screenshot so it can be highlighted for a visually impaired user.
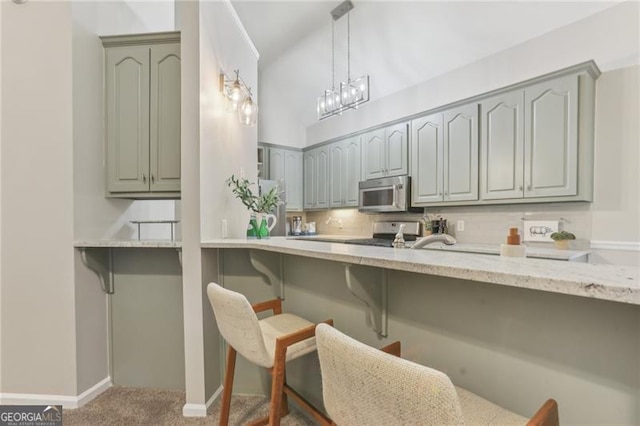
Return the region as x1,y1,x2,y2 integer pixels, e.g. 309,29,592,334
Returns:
316,323,528,426
259,313,316,362
456,386,527,424
316,323,465,425
207,283,273,367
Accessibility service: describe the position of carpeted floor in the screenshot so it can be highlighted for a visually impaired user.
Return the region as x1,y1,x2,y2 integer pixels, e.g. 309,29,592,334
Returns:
63,386,317,425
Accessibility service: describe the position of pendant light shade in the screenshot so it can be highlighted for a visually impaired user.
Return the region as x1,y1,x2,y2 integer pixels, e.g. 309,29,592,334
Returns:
239,96,258,127
219,69,258,127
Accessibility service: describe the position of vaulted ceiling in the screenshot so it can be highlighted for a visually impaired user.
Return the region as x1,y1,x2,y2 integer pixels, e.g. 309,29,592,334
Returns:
232,1,620,128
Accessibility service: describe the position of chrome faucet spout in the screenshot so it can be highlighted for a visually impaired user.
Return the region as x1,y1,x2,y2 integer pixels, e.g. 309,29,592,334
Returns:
411,234,457,249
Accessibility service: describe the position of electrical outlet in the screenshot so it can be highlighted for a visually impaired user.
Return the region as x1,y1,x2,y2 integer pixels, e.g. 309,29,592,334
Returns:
221,219,228,239
456,220,465,232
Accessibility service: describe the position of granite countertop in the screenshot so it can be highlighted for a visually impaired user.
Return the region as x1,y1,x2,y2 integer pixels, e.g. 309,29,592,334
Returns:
420,242,590,261
74,240,182,248
201,237,639,306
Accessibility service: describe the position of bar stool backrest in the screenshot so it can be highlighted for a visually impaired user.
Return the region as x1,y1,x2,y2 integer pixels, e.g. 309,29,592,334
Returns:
207,283,272,368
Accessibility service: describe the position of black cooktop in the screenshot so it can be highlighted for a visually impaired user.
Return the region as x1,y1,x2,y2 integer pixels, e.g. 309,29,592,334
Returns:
343,238,395,248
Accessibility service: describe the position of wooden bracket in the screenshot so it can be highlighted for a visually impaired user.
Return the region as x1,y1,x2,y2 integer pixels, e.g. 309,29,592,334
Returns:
344,264,388,338
249,249,285,299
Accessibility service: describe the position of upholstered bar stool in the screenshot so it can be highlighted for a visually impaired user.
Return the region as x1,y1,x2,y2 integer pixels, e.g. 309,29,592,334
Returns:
316,323,559,426
207,283,332,426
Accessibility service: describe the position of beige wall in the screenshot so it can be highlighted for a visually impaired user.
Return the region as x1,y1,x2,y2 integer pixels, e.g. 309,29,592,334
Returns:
180,0,261,412
1,1,77,395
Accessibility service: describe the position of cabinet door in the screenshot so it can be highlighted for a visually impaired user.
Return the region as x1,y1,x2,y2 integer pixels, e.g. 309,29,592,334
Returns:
150,43,181,192
316,146,330,208
385,122,409,177
303,150,316,209
361,129,385,180
268,148,285,182
343,137,361,207
444,104,479,202
284,150,303,211
524,75,578,198
411,113,443,204
329,142,345,208
106,46,150,193
480,91,524,200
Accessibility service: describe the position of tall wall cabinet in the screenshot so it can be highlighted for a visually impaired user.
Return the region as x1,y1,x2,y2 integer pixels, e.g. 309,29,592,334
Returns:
102,32,181,199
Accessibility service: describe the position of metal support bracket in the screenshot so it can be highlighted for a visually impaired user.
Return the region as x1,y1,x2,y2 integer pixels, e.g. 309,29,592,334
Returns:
344,264,388,338
248,249,285,299
79,248,115,294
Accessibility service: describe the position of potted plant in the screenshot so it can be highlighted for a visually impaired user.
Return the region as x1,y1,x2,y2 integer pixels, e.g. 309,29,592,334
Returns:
550,231,575,250
227,175,280,239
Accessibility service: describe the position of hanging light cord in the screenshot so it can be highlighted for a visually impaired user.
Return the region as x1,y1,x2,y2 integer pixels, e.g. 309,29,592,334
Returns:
331,19,336,91
347,12,351,83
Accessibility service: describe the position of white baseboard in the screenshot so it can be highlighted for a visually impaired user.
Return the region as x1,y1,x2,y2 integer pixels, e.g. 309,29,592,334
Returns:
591,240,640,251
0,377,112,409
182,385,223,417
75,377,112,408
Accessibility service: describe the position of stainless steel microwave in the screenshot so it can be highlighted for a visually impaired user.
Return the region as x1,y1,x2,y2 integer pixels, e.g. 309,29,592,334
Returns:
358,176,416,213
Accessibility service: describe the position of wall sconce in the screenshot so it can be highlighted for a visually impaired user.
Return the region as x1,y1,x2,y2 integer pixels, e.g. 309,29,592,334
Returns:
219,69,258,127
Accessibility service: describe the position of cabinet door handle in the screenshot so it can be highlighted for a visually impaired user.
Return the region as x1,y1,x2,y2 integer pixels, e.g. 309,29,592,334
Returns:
151,174,155,183
519,186,523,191
527,185,532,191
142,173,147,183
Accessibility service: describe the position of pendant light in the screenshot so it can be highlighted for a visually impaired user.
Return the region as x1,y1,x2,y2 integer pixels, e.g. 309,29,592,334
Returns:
317,0,370,120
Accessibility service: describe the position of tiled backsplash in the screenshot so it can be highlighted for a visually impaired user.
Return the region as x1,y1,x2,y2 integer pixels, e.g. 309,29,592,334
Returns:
306,202,592,249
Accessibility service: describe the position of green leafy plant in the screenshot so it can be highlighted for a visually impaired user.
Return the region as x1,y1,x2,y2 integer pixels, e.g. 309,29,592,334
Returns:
227,175,280,214
550,231,576,241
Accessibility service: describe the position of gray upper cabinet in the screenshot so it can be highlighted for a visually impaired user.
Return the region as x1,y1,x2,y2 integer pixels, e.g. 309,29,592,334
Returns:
303,145,329,210
444,104,478,202
412,112,443,204
362,123,408,180
329,137,361,208
316,145,330,208
480,91,525,200
411,104,478,206
103,32,181,199
269,148,285,183
303,150,316,209
524,74,578,198
480,73,586,202
284,150,303,211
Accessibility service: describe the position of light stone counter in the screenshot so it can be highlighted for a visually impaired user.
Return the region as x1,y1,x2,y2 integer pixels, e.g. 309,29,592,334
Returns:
201,237,639,306
421,242,590,261
74,240,181,248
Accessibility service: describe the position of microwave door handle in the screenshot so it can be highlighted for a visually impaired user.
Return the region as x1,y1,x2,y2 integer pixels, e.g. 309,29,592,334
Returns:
392,184,399,208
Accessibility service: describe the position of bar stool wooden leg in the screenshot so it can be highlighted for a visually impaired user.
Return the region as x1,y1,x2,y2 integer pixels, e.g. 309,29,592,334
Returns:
219,345,237,426
268,343,287,426
280,364,290,417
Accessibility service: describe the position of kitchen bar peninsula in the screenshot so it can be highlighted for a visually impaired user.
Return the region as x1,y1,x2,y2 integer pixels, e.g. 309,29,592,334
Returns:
202,238,638,305
203,237,639,425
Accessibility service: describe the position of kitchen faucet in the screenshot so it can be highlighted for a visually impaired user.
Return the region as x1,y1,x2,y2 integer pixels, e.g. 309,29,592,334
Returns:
411,233,457,249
